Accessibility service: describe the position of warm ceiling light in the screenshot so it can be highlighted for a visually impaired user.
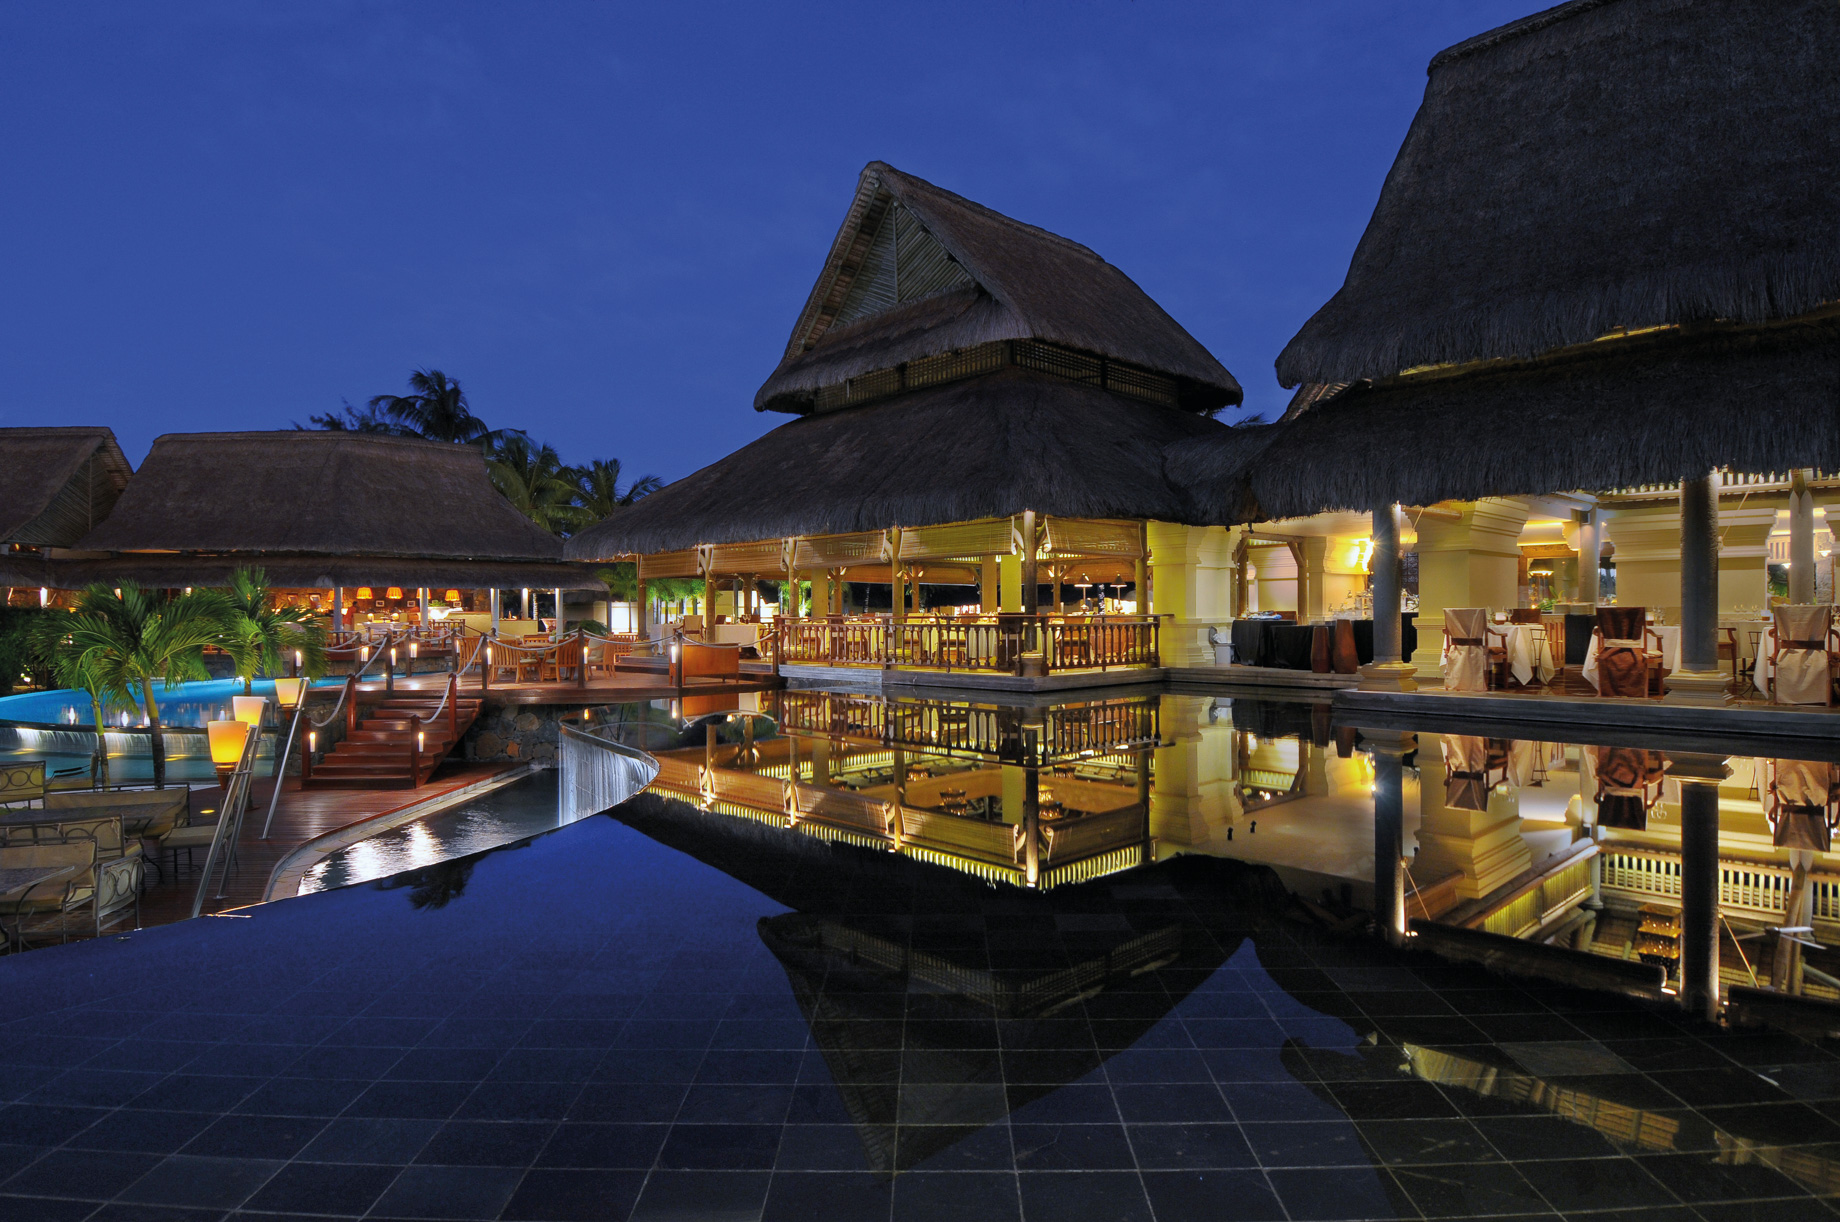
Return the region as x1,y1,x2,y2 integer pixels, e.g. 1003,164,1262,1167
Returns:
356,587,374,600
445,589,461,602
385,587,404,601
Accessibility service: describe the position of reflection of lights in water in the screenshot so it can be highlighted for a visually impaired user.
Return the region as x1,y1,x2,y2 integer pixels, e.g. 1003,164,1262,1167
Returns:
298,774,563,895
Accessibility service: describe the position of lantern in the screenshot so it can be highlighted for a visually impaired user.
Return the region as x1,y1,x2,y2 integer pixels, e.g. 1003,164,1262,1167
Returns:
356,588,374,600
232,696,266,726
386,587,404,601
444,589,461,603
208,720,249,788
273,678,306,710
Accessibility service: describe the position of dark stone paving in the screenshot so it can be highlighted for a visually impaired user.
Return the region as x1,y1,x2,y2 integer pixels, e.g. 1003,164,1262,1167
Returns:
0,795,1835,1221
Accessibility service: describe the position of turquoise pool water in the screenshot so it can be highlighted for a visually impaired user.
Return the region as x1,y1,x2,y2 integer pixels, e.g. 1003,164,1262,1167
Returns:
0,677,338,729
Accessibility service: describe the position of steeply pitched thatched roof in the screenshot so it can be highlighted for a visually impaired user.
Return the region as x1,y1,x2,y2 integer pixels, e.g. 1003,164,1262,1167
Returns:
1277,0,1840,387
757,162,1240,415
567,368,1255,559
0,427,132,546
77,431,564,561
1246,318,1840,519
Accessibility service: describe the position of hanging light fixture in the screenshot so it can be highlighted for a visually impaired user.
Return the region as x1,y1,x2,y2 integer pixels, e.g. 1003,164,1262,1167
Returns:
386,587,404,601
445,589,461,603
356,587,374,600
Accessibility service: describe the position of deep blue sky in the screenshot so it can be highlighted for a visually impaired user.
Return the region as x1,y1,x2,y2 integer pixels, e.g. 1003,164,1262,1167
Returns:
0,1,1531,482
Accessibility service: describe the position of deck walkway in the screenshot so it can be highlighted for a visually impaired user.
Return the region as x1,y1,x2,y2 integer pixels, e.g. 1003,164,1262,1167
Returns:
137,762,515,925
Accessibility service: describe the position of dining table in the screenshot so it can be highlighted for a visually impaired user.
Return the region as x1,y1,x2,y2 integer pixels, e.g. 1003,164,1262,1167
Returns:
1496,623,1557,687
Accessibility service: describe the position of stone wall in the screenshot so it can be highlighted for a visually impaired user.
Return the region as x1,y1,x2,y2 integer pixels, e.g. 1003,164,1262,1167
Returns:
465,704,564,764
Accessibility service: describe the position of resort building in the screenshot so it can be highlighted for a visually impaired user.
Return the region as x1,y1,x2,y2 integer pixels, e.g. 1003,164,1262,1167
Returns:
14,429,601,631
0,427,133,606
566,162,1268,686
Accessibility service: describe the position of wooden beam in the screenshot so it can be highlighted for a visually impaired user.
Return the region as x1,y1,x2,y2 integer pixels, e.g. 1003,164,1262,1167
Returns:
1020,510,1039,614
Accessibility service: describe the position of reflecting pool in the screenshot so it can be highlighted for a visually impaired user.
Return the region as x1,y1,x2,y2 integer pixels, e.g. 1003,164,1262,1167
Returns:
1,685,1838,1221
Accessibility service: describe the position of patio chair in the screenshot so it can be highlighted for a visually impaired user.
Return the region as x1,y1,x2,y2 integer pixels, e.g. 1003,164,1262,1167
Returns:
1765,759,1839,851
1593,607,1661,697
1441,608,1504,692
0,839,138,945
1769,605,1837,705
0,761,47,810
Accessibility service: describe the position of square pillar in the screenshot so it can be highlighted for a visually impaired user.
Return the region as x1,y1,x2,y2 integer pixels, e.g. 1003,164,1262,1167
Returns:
1408,498,1532,677
981,557,999,613
999,554,1022,613
1414,735,1531,900
1300,536,1327,623
1147,521,1235,667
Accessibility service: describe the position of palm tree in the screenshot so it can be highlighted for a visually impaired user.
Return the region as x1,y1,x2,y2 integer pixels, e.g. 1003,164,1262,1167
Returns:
489,435,578,533
369,369,507,447
220,567,328,694
297,399,411,434
566,458,664,529
61,583,231,789
28,617,116,789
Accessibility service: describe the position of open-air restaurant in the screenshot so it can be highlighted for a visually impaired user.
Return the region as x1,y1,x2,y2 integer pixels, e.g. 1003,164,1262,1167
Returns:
5,3,1840,1220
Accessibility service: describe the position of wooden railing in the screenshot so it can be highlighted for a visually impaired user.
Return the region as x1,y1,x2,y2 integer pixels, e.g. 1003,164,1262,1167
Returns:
1604,469,1840,500
1600,846,1840,923
774,689,1159,765
777,614,1161,676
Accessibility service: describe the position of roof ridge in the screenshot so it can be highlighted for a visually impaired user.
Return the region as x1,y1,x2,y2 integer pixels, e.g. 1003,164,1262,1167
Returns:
871,162,1107,265
1430,0,1623,71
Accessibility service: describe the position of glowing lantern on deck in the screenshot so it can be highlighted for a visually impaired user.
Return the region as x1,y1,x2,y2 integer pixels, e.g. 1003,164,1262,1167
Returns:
232,696,266,726
273,678,306,710
208,720,250,788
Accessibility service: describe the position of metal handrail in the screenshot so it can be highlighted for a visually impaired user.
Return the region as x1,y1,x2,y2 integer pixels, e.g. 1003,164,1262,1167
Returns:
191,720,263,918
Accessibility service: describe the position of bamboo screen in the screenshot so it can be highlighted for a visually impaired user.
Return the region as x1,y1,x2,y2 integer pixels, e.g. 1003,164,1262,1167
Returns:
1042,518,1143,558
794,531,890,569
708,540,786,574
638,549,701,579
898,518,1014,561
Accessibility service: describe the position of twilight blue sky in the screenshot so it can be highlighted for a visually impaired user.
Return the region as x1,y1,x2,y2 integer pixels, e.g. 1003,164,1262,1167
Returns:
0,1,1531,482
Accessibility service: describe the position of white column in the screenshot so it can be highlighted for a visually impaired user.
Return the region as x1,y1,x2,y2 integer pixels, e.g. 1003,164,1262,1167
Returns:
1790,469,1816,604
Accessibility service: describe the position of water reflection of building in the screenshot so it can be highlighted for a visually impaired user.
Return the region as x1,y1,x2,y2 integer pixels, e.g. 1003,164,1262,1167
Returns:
615,793,1242,1173
648,690,1163,890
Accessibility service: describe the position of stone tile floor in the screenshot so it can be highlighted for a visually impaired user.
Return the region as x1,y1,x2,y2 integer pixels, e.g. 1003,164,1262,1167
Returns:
0,796,1836,1221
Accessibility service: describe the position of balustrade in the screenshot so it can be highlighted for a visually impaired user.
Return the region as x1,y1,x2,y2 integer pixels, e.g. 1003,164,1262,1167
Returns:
777,613,1161,676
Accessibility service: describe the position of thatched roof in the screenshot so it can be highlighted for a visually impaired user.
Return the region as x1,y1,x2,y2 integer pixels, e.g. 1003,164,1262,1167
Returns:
567,367,1256,558
1242,318,1840,519
76,431,564,561
1277,0,1840,387
8,554,603,593
0,427,132,546
757,162,1240,415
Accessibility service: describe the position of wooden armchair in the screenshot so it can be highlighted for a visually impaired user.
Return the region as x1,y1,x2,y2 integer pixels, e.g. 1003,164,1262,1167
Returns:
1594,607,1662,697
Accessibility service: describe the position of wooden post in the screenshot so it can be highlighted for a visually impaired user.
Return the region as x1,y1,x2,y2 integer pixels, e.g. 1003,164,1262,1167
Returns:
702,565,714,629
636,578,649,640
448,674,458,740
577,629,588,690
1135,522,1149,614
1020,510,1039,614
345,674,358,735
482,642,491,692
890,528,905,625
981,556,998,613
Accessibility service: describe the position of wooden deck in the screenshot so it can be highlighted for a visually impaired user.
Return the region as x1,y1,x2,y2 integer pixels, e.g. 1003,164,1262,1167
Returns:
136,761,516,925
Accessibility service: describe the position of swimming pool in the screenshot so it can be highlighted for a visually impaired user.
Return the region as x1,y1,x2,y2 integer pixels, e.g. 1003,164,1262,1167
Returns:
0,677,340,729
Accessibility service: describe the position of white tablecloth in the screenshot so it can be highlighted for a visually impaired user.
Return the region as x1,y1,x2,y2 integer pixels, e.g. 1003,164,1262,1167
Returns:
1581,625,1680,692
1501,624,1555,687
